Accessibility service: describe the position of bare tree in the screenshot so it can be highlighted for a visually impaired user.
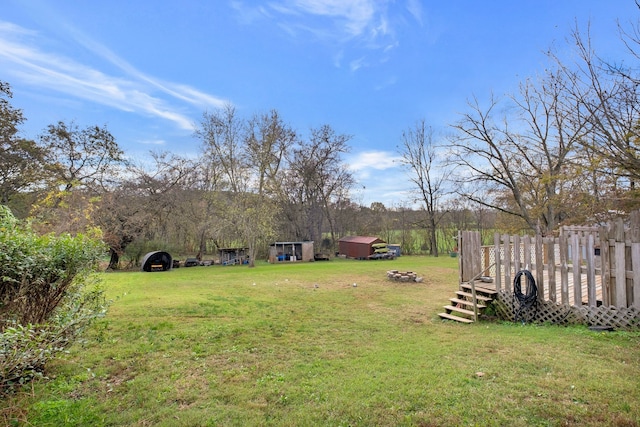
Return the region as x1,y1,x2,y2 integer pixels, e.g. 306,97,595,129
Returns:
245,109,295,196
398,120,450,256
284,125,354,248
195,104,249,193
195,106,286,266
179,155,225,260
448,64,587,235
552,23,640,213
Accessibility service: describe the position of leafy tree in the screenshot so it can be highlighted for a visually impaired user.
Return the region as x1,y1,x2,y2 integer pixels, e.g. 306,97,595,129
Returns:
39,120,125,192
0,81,47,211
96,151,193,269
365,202,389,239
226,192,280,267
29,121,126,236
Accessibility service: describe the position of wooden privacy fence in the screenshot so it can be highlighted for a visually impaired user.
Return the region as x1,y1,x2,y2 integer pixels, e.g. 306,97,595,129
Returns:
458,213,640,328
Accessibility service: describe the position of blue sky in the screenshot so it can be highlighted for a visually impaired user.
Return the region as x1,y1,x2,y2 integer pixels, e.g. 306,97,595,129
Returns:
1,1,637,207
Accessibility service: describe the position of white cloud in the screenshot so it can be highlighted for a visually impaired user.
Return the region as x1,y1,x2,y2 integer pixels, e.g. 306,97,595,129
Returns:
347,150,402,172
0,20,226,131
344,149,417,206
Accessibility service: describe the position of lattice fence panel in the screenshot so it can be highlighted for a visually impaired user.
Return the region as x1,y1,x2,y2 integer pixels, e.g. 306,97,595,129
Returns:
483,242,539,280
493,291,640,329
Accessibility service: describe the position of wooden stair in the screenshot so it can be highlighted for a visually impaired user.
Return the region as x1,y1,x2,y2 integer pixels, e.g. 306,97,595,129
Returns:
438,282,497,324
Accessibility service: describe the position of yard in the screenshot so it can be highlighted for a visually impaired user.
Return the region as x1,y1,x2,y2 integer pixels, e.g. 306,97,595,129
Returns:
4,256,640,426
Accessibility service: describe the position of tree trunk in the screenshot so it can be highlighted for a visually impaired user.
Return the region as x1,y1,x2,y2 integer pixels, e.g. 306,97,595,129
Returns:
108,248,120,270
247,240,256,268
429,226,439,257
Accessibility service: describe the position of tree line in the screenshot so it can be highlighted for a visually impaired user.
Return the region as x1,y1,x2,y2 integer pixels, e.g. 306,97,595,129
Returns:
2,18,640,265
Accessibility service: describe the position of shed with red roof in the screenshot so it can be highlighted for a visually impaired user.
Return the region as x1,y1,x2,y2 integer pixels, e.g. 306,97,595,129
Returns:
338,236,385,259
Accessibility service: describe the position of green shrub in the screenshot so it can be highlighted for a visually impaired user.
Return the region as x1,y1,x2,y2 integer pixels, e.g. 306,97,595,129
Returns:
0,205,108,393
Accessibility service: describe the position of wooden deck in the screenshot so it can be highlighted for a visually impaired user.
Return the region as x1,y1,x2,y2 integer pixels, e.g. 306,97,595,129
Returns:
540,269,603,305
460,227,639,327
470,269,603,306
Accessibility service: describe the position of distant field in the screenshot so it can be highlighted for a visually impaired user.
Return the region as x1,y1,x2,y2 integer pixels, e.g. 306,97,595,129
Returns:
5,256,640,426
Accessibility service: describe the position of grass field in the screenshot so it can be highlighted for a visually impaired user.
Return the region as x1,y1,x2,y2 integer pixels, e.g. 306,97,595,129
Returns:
3,256,640,426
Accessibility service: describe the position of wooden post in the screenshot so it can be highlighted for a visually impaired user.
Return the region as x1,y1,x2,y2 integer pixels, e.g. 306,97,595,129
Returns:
572,233,582,305
503,234,511,291
614,218,627,307
586,234,597,307
513,235,521,274
471,278,478,322
494,232,502,291
631,211,640,309
535,233,544,302
522,235,531,271
457,230,463,288
472,231,482,279
559,232,569,304
547,236,556,303
600,225,611,306
460,230,482,283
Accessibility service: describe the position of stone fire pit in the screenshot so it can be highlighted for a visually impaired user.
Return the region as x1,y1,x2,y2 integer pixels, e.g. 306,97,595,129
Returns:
387,270,423,283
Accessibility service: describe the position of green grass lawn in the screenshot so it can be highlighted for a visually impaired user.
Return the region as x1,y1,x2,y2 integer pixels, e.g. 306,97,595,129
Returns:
4,256,640,426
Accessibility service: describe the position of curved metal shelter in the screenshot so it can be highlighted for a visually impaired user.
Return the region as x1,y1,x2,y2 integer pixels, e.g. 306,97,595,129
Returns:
141,251,173,272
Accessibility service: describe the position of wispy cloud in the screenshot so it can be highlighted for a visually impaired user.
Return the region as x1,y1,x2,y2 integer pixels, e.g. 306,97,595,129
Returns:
284,0,378,38
0,20,226,131
234,0,399,70
349,57,367,72
406,0,424,26
230,1,273,24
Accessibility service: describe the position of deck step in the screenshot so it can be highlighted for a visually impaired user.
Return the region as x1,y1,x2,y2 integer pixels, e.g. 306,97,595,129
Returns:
439,282,495,325
444,305,476,317
460,283,498,296
455,291,493,302
438,312,474,323
449,298,486,309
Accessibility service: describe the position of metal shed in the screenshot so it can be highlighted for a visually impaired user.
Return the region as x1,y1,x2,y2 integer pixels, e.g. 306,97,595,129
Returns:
338,236,385,259
268,241,314,262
